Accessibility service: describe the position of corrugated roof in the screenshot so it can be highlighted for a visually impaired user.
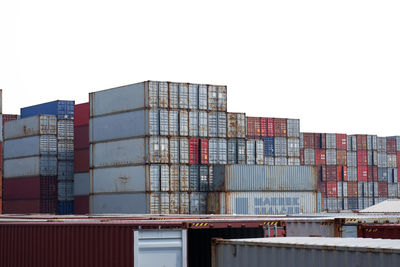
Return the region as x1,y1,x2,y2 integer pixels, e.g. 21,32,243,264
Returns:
360,199,400,213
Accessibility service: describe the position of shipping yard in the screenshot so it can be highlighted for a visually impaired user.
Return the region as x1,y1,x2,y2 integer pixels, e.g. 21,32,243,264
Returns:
1,81,400,266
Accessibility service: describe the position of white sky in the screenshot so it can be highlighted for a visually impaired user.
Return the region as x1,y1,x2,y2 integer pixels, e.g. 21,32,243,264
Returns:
1,0,400,136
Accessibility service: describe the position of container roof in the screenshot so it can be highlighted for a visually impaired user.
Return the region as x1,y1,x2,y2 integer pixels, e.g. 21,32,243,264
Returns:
221,237,400,252
360,200,400,213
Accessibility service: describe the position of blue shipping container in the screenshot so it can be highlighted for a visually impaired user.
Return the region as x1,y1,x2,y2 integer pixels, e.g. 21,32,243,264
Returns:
57,201,74,215
21,100,75,120
262,137,274,157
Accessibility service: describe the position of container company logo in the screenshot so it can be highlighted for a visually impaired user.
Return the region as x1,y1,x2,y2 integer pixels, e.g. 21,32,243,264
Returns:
253,197,301,214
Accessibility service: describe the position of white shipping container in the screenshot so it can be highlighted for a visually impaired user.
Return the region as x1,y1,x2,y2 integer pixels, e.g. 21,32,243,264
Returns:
4,156,58,178
57,119,74,140
287,138,300,157
288,157,300,166
4,135,57,159
256,139,264,165
4,115,57,140
275,157,288,166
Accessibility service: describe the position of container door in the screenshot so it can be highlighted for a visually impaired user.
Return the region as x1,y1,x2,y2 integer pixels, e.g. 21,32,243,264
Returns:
134,230,187,267
341,225,357,238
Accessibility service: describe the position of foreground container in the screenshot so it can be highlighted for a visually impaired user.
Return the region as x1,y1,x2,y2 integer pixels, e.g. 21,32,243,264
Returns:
211,237,400,267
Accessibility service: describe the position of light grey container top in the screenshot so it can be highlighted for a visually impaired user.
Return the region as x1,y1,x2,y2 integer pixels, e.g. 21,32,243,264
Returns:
4,115,57,140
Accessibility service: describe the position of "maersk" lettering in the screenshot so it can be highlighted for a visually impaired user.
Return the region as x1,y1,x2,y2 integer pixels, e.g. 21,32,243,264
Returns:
254,197,300,214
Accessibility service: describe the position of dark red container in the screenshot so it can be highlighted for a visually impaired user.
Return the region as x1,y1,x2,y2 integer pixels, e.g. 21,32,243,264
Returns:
359,224,400,239
386,137,397,154
3,177,40,200
357,166,368,181
347,182,358,197
326,182,337,197
267,118,274,137
326,166,337,181
3,200,41,213
189,138,199,164
40,199,58,214
368,166,378,181
300,149,305,165
317,181,326,195
316,166,327,182
336,134,347,150
357,150,368,166
2,114,19,126
247,117,261,138
397,152,400,166
314,133,326,149
200,138,209,164
74,102,89,127
273,118,287,137
303,133,314,148
74,149,89,173
336,166,347,181
314,149,326,165
336,150,347,166
74,125,89,150
356,135,367,150
378,182,388,197
260,118,267,137
74,195,89,215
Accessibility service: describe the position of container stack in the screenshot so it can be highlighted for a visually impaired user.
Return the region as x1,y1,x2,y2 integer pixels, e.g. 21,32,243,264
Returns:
89,81,227,214
73,103,89,214
2,115,58,213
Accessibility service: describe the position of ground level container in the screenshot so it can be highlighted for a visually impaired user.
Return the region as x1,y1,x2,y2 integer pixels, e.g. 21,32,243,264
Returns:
358,224,400,239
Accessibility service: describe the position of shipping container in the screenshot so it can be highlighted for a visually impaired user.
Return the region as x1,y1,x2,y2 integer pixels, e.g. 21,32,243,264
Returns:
246,117,260,138
58,180,74,201
388,167,398,183
179,138,189,164
74,195,89,214
199,84,208,110
386,137,397,154
188,84,199,110
357,166,368,181
255,139,264,164
189,138,199,164
198,111,208,137
58,140,74,160
74,149,89,173
4,115,57,140
160,165,170,192
159,109,169,136
212,237,400,267
237,139,246,164
4,156,58,178
266,118,274,137
274,137,287,157
169,82,179,109
208,112,218,138
4,135,57,159
367,135,377,150
180,165,189,192
275,157,288,165
288,157,300,166
336,134,347,150
213,165,317,192
3,176,57,200
199,165,209,192
336,149,347,165
304,148,315,165
387,154,397,168
217,86,227,111
303,133,314,148
74,124,89,150
300,133,304,148
227,139,237,164
169,109,179,136
21,100,75,120
356,135,367,150
169,165,180,192
227,113,246,138
73,172,89,196
246,140,256,165
57,119,74,140
347,182,358,197
217,112,227,138
347,151,357,167
336,166,347,181
178,83,189,109
179,110,189,136
326,166,337,181
377,137,386,152
314,133,326,149
378,152,387,167
337,181,348,197
359,224,400,239
314,149,326,165
2,114,19,126
287,138,300,157
273,118,287,137
189,111,199,137
287,119,300,138
58,160,74,180
326,133,336,149
189,165,199,192
368,166,378,181
325,149,336,165
378,182,388,197
260,117,267,137
208,85,218,111
347,167,357,182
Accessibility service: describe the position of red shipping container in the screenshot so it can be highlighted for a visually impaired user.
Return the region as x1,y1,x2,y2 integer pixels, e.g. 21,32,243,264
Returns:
357,150,368,166
74,125,89,150
2,114,18,126
326,182,337,197
300,149,305,165
303,133,314,148
74,195,89,215
74,149,90,173
316,166,327,182
317,181,326,195
260,118,267,137
189,138,199,164
386,137,397,154
326,166,337,181
314,149,326,165
368,166,378,181
74,102,89,127
247,117,261,138
3,199,41,213
336,166,347,181
336,150,347,166
314,133,323,149
378,182,388,197
356,135,367,150
336,134,347,150
357,166,368,181
273,118,287,137
347,182,358,197
359,224,400,239
267,118,274,137
200,138,209,164
397,152,400,167
3,177,40,200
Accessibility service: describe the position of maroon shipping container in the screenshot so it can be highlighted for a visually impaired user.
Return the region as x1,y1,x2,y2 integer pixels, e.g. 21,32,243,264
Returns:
368,166,378,181
359,224,400,239
336,166,347,181
336,134,347,150
3,200,41,213
189,138,199,164
386,137,397,154
347,182,358,197
74,102,89,127
247,117,261,138
74,149,89,173
74,195,89,215
273,118,287,137
378,182,388,197
260,118,267,137
200,138,209,165
326,166,337,181
314,149,326,165
303,133,314,148
326,182,337,197
317,182,326,195
74,125,89,150
357,166,368,181
2,114,18,126
336,150,347,166
313,133,326,149
3,176,57,201
267,118,274,137
357,150,368,166
356,135,367,150
316,166,327,182
397,152,400,166
300,149,305,165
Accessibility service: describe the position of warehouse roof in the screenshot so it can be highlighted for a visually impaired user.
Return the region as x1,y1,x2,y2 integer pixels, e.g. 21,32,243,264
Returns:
360,200,400,213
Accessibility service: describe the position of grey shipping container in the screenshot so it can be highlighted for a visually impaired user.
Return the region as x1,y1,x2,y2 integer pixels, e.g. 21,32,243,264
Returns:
4,115,57,140
388,184,398,197
213,165,317,192
288,157,300,166
337,182,348,197
227,139,237,164
180,165,189,191
169,165,180,191
326,149,336,165
178,83,189,109
169,193,180,214
325,198,337,210
264,157,275,165
378,167,388,182
217,86,227,111
199,84,208,110
237,139,246,164
58,140,74,160
199,165,209,192
4,156,57,178
287,119,300,138
160,165,169,192
217,112,227,138
287,138,300,157
208,86,218,111
158,81,169,108
325,133,336,149
218,138,227,164
300,133,304,149
377,152,387,167
377,137,386,152
180,192,190,214
169,137,179,164
246,140,256,165
209,166,214,191
58,160,74,180
304,149,315,165
358,182,368,197
347,151,357,167
367,135,377,150
188,84,199,110
189,165,199,192
274,137,287,157
285,219,335,237
58,180,74,201
159,109,169,136
388,168,398,183
275,157,288,166
4,135,57,159
74,172,89,196
212,237,400,267
169,83,179,109
209,138,218,164
179,110,189,136
160,192,170,214
198,111,208,137
190,192,207,214
347,167,357,181
256,139,264,165
189,111,199,137
227,113,246,139
367,151,378,166
208,112,218,138
169,110,179,136
387,154,397,168
57,119,74,140
179,138,189,164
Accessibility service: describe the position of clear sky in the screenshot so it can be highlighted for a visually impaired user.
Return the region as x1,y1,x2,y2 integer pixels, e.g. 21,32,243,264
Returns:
1,1,399,136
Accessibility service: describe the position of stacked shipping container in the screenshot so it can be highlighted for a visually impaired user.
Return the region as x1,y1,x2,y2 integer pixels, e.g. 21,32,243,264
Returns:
74,103,89,214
